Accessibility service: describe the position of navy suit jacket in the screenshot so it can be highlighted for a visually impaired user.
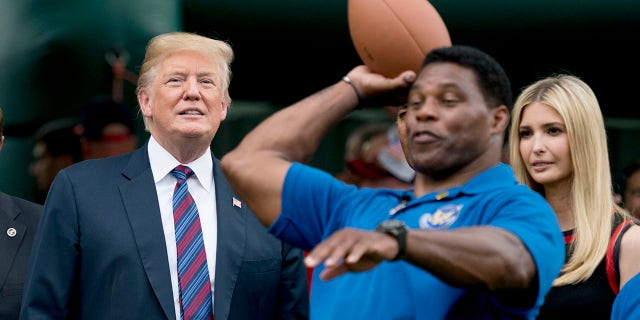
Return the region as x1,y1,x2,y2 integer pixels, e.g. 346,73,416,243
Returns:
0,192,42,319
21,144,309,319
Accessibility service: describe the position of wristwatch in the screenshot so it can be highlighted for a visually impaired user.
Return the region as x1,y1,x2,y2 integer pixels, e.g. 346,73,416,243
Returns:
375,219,408,261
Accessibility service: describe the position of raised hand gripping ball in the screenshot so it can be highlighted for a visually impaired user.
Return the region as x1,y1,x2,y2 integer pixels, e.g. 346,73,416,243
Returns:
348,0,452,78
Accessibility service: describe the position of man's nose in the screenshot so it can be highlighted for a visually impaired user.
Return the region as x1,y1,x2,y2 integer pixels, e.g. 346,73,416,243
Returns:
184,78,201,100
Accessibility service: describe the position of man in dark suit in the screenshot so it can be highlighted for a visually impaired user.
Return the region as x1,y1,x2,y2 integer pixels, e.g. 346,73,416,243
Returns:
21,32,309,319
0,106,43,319
0,192,41,319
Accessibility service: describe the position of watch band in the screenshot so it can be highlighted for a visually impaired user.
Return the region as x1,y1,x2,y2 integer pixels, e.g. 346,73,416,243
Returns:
391,228,407,261
376,220,408,261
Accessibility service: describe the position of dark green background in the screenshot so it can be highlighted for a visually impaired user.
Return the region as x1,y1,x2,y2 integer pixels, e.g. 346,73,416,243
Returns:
1,0,639,201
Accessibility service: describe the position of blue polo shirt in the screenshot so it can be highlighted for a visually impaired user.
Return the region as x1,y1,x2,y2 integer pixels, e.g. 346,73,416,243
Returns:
611,272,640,320
270,162,564,319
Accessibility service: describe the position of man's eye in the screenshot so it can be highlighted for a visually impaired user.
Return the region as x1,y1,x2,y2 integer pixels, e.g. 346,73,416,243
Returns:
408,100,422,108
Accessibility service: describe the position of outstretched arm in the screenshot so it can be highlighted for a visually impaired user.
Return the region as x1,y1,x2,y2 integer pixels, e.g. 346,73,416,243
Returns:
304,226,540,309
307,226,535,288
221,66,415,227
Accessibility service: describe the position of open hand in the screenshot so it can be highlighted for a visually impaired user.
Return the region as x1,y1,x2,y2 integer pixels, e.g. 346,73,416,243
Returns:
304,227,400,280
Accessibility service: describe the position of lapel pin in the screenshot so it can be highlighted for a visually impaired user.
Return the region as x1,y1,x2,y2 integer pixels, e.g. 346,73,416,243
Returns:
7,228,17,237
233,197,242,208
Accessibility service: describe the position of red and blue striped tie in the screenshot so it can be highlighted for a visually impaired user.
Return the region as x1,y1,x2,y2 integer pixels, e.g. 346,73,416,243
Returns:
171,165,214,320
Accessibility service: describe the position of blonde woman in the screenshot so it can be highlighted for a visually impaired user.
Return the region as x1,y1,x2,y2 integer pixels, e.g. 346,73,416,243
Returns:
509,74,640,319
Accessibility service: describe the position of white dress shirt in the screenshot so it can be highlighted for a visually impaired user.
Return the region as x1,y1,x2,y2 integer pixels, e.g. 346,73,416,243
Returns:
147,136,218,320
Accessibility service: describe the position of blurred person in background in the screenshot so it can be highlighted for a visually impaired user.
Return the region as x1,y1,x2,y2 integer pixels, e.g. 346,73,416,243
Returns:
336,122,413,189
620,159,640,219
77,96,139,160
30,118,82,204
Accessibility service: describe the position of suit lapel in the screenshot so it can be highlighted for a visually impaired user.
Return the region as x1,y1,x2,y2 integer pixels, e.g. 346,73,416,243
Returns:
212,158,246,320
0,193,25,288
119,146,175,320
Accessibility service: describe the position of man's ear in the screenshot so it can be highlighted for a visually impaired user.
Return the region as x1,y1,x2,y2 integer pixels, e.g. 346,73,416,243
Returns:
220,100,229,121
0,135,4,152
491,105,510,134
138,89,152,117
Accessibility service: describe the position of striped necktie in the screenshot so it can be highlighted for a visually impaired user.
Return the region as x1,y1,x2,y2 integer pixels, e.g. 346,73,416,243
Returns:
171,165,214,320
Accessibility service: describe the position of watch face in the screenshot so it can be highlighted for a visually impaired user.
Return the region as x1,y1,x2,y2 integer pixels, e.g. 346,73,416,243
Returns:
377,219,407,234
382,219,405,228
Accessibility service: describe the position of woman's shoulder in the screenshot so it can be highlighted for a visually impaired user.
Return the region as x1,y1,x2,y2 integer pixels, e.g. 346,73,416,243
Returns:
617,219,640,289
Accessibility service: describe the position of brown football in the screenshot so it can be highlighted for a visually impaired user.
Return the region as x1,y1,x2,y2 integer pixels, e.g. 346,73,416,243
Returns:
348,0,452,77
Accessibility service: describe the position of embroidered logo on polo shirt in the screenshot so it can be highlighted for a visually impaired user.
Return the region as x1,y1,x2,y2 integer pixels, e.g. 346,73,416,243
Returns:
419,204,463,230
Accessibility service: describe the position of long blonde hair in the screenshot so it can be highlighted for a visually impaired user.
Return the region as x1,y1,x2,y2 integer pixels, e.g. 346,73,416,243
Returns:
509,74,625,285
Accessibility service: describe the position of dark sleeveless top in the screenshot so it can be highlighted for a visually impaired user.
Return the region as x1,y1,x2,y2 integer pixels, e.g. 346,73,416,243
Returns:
536,216,631,319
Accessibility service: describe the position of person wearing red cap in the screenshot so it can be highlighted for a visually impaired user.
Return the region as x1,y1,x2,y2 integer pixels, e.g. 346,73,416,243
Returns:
336,122,412,189
77,96,139,160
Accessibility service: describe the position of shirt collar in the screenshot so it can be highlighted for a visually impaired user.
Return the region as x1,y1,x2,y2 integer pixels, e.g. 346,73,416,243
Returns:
147,136,213,192
412,163,518,202
459,163,518,195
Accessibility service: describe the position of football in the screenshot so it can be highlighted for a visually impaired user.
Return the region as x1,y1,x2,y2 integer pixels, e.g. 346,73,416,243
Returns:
348,0,452,78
